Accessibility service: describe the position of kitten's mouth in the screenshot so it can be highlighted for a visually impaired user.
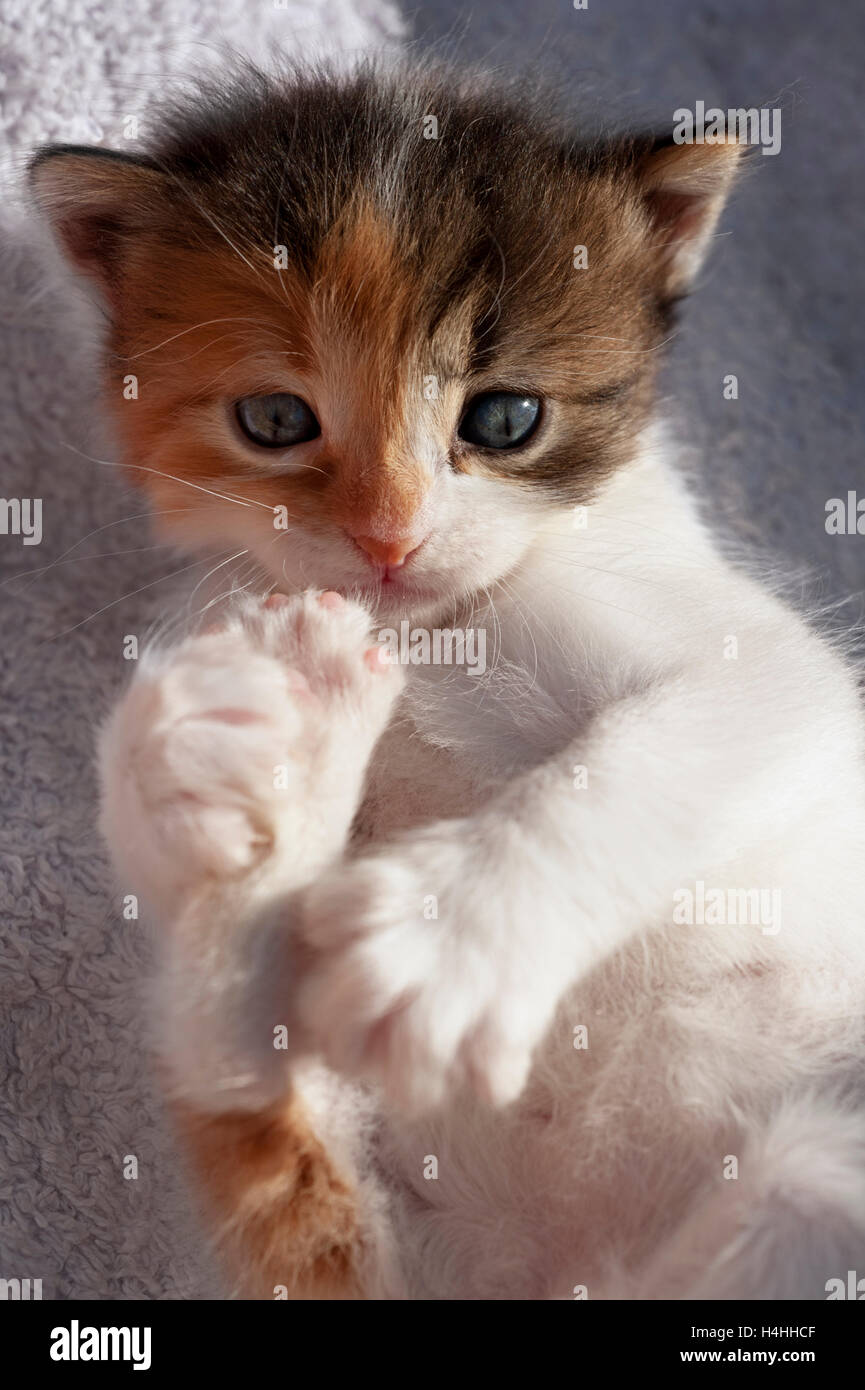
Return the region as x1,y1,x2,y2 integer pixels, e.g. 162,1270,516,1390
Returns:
342,572,455,622
265,574,445,613
266,566,452,620
348,573,442,604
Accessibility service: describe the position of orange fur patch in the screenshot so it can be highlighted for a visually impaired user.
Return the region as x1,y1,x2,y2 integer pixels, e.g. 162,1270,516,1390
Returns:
104,204,438,543
170,1093,364,1300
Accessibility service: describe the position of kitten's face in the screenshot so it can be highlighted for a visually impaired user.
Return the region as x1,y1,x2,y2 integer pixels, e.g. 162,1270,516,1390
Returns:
33,66,739,622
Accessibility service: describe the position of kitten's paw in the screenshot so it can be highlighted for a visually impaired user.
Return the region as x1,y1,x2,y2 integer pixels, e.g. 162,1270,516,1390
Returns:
99,590,402,915
296,823,567,1114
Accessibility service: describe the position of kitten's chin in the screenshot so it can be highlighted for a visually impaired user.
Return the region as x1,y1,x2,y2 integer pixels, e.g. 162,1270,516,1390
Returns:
348,584,463,628
258,578,463,627
259,558,483,626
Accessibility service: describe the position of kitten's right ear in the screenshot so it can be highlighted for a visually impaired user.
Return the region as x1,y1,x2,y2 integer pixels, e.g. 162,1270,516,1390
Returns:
634,133,746,301
29,145,165,293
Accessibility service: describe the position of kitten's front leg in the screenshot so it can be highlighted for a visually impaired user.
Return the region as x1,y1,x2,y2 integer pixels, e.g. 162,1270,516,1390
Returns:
297,653,840,1114
295,805,581,1115
99,589,403,1111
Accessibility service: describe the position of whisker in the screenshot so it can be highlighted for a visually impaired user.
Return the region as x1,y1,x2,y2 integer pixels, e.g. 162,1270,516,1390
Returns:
149,548,256,648
495,577,541,691
125,318,287,361
1,542,180,589
3,507,203,597
36,554,218,647
142,545,242,649
185,547,251,617
59,440,278,513
149,154,272,291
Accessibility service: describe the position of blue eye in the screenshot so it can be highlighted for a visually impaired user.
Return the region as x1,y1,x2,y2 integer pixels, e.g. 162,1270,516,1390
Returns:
458,392,541,449
236,393,320,447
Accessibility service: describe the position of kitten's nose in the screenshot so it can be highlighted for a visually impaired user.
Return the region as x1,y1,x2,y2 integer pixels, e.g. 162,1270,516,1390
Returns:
352,534,418,568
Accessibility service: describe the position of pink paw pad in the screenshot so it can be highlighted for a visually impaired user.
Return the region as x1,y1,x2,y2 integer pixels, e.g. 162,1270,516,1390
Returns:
285,669,312,695
199,707,265,726
318,590,346,611
365,645,393,672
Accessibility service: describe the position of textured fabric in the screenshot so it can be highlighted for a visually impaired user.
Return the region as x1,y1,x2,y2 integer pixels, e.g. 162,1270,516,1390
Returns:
0,0,402,1301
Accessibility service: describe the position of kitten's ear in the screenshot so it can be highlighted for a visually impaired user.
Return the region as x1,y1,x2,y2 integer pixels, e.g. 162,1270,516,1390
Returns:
29,145,165,294
636,135,746,300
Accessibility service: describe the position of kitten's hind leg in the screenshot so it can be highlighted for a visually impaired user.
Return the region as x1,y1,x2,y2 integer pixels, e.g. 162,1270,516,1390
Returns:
170,1093,362,1299
169,1066,402,1300
632,1097,865,1300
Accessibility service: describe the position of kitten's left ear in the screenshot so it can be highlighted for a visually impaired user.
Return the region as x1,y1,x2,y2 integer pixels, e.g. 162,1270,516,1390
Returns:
636,135,746,300
29,144,166,296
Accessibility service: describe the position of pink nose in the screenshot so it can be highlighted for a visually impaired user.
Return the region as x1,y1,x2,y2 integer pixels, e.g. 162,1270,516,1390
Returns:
352,534,418,568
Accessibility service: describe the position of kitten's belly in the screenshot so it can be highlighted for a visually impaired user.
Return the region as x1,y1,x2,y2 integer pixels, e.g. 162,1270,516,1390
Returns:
375,1002,686,1299
373,905,865,1300
353,718,493,844
354,660,581,844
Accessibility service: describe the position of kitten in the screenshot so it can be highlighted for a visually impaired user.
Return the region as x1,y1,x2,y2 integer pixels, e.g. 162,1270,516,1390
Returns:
32,60,865,1300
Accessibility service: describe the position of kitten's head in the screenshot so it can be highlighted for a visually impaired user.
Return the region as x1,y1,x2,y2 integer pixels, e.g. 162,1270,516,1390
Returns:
31,62,741,621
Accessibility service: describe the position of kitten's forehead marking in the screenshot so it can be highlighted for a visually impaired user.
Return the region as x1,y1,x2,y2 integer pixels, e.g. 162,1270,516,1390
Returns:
302,202,440,534
307,198,483,500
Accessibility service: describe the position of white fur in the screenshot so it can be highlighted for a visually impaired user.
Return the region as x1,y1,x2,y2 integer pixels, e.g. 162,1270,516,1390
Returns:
99,422,865,1299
